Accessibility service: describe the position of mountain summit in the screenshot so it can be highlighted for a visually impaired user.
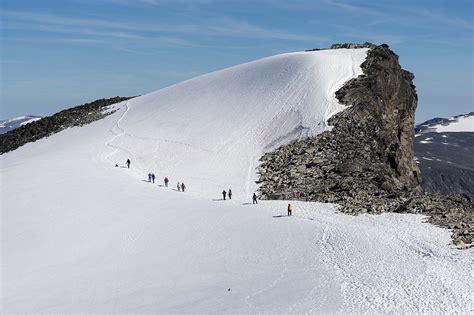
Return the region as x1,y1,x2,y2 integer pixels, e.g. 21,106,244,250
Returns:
1,45,471,313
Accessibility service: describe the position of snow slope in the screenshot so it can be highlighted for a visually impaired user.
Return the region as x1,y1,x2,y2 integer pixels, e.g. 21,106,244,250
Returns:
2,49,472,313
108,49,368,198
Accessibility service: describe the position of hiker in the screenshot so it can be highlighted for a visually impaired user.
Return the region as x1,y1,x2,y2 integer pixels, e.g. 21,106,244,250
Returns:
177,182,181,192
181,183,186,192
164,177,169,187
126,159,131,168
228,189,232,200
287,203,293,216
148,173,152,182
151,173,155,183
222,190,227,200
253,193,258,204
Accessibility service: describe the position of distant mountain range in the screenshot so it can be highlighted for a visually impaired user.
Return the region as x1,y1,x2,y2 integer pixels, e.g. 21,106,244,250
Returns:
0,116,42,134
415,112,473,134
414,112,473,196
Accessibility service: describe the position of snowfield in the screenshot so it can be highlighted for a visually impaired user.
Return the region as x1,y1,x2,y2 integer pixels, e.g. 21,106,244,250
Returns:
1,49,472,313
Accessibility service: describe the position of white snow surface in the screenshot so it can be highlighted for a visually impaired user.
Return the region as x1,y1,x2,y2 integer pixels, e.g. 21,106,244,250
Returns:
1,49,473,313
432,115,474,133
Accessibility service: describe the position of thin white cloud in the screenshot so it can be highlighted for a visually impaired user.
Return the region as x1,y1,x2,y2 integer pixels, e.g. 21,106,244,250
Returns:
420,11,473,31
1,10,325,43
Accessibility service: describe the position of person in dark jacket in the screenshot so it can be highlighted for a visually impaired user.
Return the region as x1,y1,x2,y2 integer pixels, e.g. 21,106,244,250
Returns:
151,173,155,183
177,182,181,192
222,190,227,200
228,189,232,200
126,159,131,168
253,193,258,204
148,173,152,182
164,177,169,187
181,183,186,192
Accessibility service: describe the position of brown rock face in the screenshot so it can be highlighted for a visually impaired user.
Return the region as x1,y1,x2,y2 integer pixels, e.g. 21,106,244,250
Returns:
333,44,422,190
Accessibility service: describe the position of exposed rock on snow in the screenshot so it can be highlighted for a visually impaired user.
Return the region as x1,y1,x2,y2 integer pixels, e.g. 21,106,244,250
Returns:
306,42,376,51
257,44,473,246
259,44,421,208
0,96,133,154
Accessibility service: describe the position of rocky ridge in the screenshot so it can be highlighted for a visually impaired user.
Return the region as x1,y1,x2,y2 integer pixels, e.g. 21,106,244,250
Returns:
258,44,473,247
0,96,133,154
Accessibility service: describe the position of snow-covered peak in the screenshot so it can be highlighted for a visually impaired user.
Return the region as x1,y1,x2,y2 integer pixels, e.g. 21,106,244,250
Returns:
0,115,41,134
2,48,471,313
110,48,369,197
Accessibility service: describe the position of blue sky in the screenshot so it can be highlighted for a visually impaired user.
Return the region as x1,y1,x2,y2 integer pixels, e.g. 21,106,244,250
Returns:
1,0,472,122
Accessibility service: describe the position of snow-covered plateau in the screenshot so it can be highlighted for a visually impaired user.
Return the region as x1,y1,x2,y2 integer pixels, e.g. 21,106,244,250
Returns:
1,48,472,313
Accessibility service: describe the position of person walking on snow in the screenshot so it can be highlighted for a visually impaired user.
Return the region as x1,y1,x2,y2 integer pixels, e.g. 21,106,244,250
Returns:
177,182,181,192
151,173,155,183
181,183,186,192
148,173,152,182
253,193,258,204
222,190,227,200
164,177,169,187
126,159,131,168
228,189,232,200
287,203,293,216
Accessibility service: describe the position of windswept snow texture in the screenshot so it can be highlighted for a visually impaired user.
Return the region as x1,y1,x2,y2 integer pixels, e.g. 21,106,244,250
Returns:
2,49,472,313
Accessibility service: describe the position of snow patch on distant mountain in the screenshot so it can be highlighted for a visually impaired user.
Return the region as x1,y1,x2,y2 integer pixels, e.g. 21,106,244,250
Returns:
431,114,474,133
416,113,473,134
414,113,474,196
0,116,41,134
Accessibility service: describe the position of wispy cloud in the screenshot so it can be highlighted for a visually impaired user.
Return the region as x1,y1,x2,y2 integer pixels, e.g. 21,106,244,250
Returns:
322,0,474,31
420,11,473,31
1,9,325,46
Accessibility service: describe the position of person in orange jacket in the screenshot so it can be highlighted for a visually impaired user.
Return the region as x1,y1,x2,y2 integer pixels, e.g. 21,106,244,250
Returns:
287,203,293,216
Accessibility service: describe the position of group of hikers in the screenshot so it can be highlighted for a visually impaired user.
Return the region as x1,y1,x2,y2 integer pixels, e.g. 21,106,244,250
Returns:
122,159,294,216
222,189,232,200
149,174,186,192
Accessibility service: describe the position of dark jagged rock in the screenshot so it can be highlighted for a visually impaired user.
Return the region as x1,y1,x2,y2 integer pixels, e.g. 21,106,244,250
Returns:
306,42,376,52
0,96,134,154
258,44,473,246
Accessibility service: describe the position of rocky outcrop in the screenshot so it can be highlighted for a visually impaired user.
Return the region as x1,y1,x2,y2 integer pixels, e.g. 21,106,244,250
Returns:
306,42,376,51
0,96,133,154
257,44,473,246
259,44,421,210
